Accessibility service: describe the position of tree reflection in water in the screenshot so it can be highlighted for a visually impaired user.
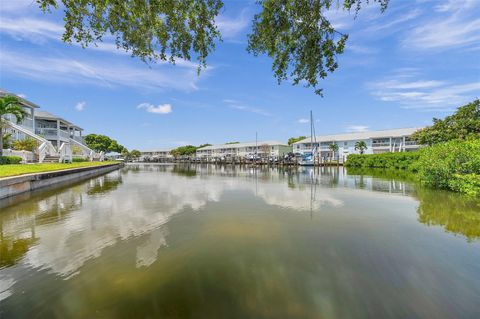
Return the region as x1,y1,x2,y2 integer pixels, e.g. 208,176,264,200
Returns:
0,165,479,318
415,188,480,241
346,167,480,241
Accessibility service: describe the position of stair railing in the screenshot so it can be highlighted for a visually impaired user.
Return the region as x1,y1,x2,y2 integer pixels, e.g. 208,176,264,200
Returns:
38,142,48,163
69,137,96,161
4,120,58,162
58,142,73,163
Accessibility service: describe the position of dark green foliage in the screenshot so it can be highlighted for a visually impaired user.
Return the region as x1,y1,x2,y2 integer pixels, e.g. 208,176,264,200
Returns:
329,143,339,152
412,99,480,145
345,167,417,183
225,142,240,145
170,145,198,157
72,157,88,162
416,139,480,196
130,150,141,158
198,143,212,148
448,174,480,197
12,138,39,152
345,152,420,170
2,133,13,149
247,0,388,95
84,134,124,153
414,187,480,241
36,0,387,95
354,141,367,154
36,0,223,71
288,136,306,145
1,95,27,156
0,156,22,165
346,139,480,196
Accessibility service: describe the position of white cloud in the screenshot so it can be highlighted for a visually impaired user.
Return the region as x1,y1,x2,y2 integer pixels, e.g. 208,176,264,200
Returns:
0,0,34,13
378,80,446,90
75,101,86,111
0,17,63,43
137,103,172,115
368,73,480,110
404,1,480,50
345,125,369,133
434,0,478,12
364,9,421,33
216,9,250,40
222,99,271,117
0,17,199,69
347,44,378,55
17,93,27,98
222,99,239,104
0,48,202,92
297,118,309,124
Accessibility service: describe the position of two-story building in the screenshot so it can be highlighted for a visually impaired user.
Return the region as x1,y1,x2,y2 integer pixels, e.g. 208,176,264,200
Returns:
139,149,174,162
293,127,423,160
196,141,292,161
1,90,102,162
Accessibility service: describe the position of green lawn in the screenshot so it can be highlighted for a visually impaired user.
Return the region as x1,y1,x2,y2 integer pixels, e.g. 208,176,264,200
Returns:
0,161,120,178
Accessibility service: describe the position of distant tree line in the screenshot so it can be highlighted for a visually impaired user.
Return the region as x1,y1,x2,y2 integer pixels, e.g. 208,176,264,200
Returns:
84,134,125,153
170,143,212,158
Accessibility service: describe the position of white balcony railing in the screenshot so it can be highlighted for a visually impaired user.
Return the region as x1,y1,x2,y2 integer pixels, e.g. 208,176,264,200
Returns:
35,128,71,140
3,114,34,131
372,142,391,147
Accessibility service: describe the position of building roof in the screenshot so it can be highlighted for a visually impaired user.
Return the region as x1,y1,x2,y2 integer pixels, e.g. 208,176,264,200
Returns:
294,127,424,144
140,149,172,153
0,89,40,109
35,110,83,130
197,140,289,151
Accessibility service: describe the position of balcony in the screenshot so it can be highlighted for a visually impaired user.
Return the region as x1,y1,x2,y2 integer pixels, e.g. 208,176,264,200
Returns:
4,114,34,131
372,142,391,148
35,128,71,141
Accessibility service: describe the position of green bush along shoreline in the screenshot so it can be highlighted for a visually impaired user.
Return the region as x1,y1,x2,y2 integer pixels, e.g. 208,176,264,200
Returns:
345,139,480,196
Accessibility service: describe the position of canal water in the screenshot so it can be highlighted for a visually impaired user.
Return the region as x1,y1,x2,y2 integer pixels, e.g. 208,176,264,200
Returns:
1,164,479,318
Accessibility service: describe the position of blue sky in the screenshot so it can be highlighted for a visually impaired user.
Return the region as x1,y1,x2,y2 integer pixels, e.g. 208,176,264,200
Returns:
1,0,479,150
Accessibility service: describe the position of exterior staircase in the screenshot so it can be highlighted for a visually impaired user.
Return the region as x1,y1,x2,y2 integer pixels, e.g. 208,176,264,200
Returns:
4,119,104,163
42,155,61,163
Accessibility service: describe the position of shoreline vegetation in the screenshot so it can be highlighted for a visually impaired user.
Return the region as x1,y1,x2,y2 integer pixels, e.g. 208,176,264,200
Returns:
0,161,119,178
345,139,480,197
346,100,479,196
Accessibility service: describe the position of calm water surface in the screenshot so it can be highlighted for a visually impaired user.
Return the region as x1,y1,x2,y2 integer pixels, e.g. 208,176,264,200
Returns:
1,164,479,318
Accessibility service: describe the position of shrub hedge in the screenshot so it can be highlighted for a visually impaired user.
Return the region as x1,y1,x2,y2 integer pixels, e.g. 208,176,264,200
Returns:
12,138,38,152
0,156,22,165
416,139,480,196
345,139,480,196
72,157,89,163
345,152,420,170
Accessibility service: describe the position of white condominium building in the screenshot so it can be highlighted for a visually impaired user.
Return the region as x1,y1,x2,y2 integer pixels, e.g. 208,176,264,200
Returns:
293,127,424,158
196,141,292,160
140,149,174,161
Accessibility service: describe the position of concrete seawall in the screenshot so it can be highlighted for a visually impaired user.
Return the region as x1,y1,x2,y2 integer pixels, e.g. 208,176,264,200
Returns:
0,163,123,200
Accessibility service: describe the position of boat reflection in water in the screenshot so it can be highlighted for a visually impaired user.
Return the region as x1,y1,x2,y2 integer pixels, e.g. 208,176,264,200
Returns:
0,164,479,318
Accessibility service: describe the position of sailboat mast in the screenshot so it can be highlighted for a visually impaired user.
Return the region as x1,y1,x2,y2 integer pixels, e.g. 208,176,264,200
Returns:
310,110,313,156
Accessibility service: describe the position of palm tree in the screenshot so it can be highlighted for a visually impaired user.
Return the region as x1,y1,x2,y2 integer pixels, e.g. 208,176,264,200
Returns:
0,95,27,156
329,143,339,161
354,141,368,154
